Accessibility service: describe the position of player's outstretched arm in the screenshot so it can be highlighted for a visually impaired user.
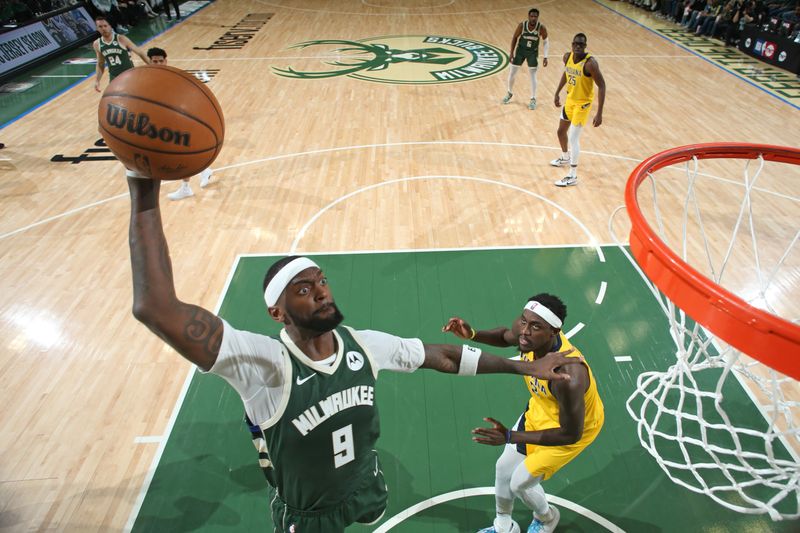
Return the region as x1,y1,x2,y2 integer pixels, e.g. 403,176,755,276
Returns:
93,40,105,92
421,344,579,381
472,363,588,446
120,35,150,64
127,172,222,370
441,317,516,347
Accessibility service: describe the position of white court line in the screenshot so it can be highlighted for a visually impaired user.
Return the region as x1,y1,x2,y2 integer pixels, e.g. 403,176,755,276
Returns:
238,242,620,258
564,322,585,339
170,55,351,62
595,281,608,304
288,174,605,265
373,486,625,532
5,140,795,242
166,54,696,62
362,0,454,7
133,435,163,444
125,256,243,532
0,193,126,240
615,356,633,362
255,0,558,16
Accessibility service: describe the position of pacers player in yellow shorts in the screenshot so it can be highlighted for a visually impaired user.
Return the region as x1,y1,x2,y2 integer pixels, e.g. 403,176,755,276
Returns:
550,33,606,187
443,294,604,533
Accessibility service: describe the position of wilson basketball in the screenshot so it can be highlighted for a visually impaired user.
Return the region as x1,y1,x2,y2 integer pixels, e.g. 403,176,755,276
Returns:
98,65,224,180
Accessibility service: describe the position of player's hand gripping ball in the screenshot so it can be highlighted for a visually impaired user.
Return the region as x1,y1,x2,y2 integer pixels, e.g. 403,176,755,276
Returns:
98,65,224,180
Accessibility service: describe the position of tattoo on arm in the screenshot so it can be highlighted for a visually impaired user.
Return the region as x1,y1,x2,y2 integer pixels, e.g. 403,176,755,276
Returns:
180,304,223,355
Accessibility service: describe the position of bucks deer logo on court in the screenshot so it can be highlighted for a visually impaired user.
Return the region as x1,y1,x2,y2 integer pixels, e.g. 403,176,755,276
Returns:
273,35,508,84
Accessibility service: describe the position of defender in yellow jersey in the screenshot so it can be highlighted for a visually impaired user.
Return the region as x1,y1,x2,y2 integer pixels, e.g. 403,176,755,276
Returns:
444,294,604,533
550,33,606,188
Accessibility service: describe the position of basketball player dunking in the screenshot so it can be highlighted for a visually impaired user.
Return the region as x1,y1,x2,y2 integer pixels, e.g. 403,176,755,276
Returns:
550,33,606,187
123,168,585,532
92,15,149,92
443,294,604,533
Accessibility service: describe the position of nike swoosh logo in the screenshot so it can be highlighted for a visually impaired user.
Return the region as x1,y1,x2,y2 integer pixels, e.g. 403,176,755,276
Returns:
296,373,316,385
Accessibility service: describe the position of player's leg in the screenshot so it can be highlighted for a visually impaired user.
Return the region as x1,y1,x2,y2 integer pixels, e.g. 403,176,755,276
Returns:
168,178,193,200
509,466,560,533
555,103,590,187
503,54,524,104
478,413,525,533
549,108,571,167
526,56,538,110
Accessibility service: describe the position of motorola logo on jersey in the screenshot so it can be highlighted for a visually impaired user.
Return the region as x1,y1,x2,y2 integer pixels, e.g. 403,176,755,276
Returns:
346,351,364,371
273,35,508,85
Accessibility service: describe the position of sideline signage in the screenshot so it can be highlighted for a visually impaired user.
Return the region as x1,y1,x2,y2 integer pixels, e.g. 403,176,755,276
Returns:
0,5,95,80
739,25,800,74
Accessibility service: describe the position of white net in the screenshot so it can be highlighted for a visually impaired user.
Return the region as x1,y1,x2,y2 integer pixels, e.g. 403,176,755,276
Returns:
611,148,800,520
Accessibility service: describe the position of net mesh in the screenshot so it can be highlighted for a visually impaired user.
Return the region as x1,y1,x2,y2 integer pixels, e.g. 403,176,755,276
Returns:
611,147,800,520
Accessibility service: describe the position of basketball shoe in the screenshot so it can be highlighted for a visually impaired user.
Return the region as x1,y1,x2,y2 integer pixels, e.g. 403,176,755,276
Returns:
527,505,560,532
502,92,513,104
199,168,213,188
549,156,569,167
477,519,520,533
528,98,537,110
554,176,577,187
168,181,194,200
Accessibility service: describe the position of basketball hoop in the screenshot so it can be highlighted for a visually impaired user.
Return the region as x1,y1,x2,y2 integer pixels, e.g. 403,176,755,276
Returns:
611,143,800,520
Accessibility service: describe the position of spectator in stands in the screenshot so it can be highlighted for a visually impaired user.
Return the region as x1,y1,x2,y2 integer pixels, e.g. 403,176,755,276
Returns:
726,1,754,45
682,0,708,28
89,0,130,33
696,0,724,33
782,4,800,24
0,0,34,26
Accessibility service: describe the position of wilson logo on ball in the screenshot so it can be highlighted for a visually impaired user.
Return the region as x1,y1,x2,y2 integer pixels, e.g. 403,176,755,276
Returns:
104,103,192,147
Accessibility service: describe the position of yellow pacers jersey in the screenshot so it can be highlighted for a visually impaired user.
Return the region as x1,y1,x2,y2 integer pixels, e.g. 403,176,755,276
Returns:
565,52,594,103
521,333,604,434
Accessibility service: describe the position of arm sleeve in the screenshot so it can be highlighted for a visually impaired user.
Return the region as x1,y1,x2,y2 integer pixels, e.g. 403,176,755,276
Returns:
202,319,289,425
351,329,425,373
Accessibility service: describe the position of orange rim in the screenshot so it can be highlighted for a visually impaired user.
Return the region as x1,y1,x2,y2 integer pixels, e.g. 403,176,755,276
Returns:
625,143,800,380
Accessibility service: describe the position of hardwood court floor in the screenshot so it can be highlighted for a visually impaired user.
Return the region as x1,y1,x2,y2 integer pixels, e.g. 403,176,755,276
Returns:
0,0,797,531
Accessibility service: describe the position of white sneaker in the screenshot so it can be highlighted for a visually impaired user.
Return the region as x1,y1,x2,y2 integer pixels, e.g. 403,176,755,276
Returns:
168,183,194,200
528,98,537,110
477,519,520,533
527,505,560,533
199,168,213,188
502,92,513,104
549,156,569,167
554,175,578,187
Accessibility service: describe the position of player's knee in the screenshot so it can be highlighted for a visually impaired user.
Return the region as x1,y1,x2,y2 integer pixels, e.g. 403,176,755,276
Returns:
509,470,532,497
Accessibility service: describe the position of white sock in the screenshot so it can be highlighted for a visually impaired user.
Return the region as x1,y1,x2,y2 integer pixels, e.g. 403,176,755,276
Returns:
535,505,555,522
528,67,538,98
568,165,577,178
494,514,514,533
507,65,520,93
561,151,569,160
568,124,583,166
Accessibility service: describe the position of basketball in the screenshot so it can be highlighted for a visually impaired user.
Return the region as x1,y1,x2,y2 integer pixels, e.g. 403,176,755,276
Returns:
98,65,224,180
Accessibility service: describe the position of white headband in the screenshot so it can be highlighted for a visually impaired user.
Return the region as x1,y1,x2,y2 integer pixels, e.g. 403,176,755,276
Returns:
264,257,319,307
524,301,563,329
